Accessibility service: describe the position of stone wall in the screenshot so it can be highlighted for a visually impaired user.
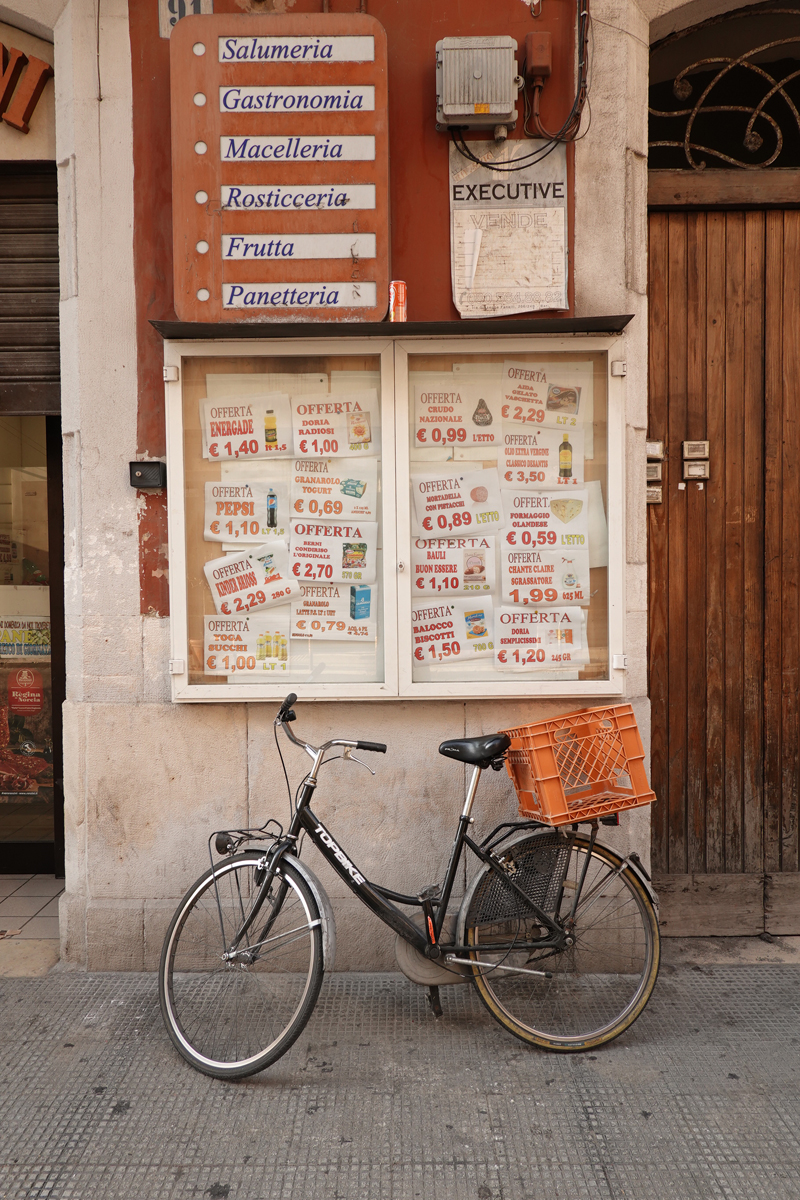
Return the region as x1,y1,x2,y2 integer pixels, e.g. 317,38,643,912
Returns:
0,0,721,969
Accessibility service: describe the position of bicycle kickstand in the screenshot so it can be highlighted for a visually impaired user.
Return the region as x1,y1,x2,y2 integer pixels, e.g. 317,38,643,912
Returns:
427,985,443,1018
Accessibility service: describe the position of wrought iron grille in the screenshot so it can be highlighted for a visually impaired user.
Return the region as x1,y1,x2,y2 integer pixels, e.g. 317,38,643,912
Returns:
649,8,800,170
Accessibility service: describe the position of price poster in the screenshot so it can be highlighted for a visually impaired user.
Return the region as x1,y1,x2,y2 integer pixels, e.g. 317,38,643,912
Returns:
501,360,592,433
203,612,290,676
503,489,590,547
501,490,590,606
290,457,378,521
412,597,495,664
501,545,590,607
202,394,293,460
290,520,378,584
494,606,588,670
292,390,380,458
414,382,504,450
500,426,585,489
411,536,496,598
203,542,299,615
203,481,289,543
411,467,504,537
291,584,378,643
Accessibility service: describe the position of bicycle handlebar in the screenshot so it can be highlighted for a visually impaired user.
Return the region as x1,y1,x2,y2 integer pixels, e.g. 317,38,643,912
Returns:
276,695,387,760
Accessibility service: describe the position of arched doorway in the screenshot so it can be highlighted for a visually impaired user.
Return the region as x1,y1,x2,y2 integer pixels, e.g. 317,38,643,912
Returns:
647,4,800,934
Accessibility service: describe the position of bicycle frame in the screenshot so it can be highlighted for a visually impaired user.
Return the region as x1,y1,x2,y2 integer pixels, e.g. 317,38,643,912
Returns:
245,716,575,962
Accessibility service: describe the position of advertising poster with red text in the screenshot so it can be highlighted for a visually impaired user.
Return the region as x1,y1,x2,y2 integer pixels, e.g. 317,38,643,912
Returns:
493,606,588,670
411,535,496,599
202,394,292,460
410,467,504,537
290,456,378,521
292,390,380,458
289,520,378,585
203,611,291,676
500,489,590,607
414,382,504,450
500,426,584,489
290,584,378,643
203,480,290,542
203,542,299,615
412,597,494,665
501,360,593,434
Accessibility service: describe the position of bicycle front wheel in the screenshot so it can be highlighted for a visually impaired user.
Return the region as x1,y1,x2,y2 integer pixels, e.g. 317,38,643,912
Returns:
464,834,660,1051
159,852,324,1078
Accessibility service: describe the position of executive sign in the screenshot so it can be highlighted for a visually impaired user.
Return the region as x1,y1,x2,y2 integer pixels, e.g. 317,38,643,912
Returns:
170,13,389,322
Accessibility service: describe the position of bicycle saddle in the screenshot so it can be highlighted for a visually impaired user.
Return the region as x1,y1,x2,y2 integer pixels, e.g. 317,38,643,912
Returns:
438,733,510,767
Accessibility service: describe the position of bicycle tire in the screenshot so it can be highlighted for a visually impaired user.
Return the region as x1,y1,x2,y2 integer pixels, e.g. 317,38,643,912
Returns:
159,851,324,1078
463,834,660,1051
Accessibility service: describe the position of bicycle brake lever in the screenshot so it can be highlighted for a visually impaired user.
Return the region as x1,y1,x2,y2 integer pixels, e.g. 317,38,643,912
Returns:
342,746,376,776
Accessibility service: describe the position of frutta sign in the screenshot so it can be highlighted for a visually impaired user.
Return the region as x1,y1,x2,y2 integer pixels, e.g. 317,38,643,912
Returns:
170,13,389,322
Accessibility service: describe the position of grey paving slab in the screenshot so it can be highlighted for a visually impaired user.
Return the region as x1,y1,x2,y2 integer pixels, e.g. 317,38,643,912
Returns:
0,966,798,1200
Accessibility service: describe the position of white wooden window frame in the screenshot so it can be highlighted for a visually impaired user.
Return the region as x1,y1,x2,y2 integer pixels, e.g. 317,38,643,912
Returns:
164,336,399,702
395,336,626,699
164,333,627,702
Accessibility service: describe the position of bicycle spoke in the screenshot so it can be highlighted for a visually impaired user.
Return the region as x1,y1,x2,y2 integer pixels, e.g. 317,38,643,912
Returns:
465,836,659,1048
160,855,324,1077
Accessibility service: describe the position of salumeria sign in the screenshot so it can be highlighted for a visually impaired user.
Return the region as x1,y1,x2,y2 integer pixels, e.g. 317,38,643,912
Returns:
170,13,389,322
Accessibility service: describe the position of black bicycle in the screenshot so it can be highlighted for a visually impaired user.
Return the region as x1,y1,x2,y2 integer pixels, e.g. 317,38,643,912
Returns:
159,693,660,1078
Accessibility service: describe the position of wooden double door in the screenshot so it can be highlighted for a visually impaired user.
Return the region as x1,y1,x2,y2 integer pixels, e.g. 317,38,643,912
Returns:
648,209,800,935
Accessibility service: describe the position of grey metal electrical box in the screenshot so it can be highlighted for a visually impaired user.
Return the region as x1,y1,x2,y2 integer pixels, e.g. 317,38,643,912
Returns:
435,36,519,131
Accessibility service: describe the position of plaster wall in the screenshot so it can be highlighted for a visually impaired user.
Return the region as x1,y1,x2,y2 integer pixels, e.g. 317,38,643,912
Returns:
2,0,671,969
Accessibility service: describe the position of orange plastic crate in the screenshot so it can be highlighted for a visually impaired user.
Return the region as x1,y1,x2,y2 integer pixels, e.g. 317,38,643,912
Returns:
502,704,656,827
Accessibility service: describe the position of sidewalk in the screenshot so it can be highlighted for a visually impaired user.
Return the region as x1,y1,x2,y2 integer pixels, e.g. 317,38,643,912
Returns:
0,874,62,978
1,942,799,1200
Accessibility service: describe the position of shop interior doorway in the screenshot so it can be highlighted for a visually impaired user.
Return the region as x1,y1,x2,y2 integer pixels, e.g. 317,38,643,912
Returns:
1,163,63,876
0,415,64,875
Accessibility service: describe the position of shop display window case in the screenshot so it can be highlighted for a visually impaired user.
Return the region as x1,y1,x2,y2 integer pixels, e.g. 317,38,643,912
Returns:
164,335,625,701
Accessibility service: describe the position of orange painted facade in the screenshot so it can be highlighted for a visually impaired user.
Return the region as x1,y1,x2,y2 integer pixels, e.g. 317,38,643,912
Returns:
129,0,577,613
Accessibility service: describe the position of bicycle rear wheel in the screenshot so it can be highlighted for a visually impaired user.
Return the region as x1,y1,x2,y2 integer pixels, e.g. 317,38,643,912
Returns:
463,834,659,1050
159,851,324,1078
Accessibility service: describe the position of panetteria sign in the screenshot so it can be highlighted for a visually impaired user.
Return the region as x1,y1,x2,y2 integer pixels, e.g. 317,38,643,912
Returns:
170,13,389,323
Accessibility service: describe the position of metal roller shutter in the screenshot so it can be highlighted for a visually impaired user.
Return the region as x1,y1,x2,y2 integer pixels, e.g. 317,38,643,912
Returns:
0,163,59,414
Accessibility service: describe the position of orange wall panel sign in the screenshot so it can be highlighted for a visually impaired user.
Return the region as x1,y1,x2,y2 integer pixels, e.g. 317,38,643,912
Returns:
170,13,390,323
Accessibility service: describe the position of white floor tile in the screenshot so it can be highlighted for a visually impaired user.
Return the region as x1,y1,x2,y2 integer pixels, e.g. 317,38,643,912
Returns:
17,917,59,939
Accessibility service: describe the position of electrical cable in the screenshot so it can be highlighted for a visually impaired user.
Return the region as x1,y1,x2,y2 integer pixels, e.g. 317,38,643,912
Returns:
451,0,591,171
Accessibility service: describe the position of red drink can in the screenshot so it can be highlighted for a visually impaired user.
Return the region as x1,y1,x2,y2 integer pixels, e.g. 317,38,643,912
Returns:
389,280,407,322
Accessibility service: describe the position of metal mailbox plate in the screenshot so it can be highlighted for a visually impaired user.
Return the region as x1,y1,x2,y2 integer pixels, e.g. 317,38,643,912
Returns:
682,440,710,459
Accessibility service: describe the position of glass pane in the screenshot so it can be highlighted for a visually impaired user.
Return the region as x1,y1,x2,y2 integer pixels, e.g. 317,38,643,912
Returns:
182,354,385,686
0,416,54,843
407,351,609,684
